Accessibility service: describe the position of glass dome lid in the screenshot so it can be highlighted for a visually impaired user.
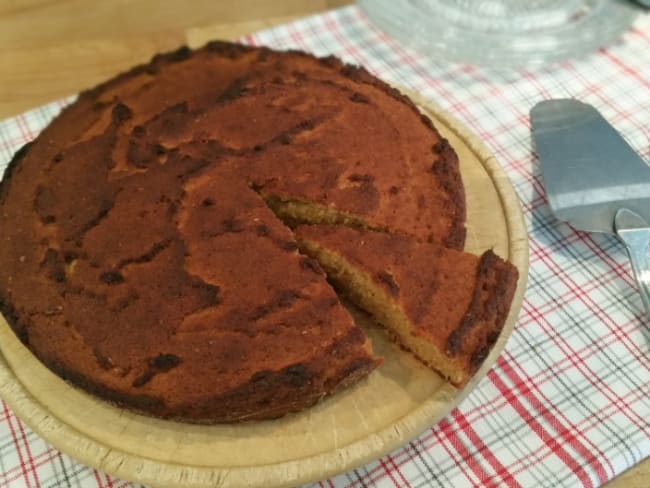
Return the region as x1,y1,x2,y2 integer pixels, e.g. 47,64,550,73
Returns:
357,0,639,69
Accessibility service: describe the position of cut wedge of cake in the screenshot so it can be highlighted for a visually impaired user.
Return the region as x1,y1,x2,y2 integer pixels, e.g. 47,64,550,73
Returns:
295,225,518,386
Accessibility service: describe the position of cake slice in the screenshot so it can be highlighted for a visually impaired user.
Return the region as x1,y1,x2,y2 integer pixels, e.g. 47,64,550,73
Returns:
295,225,518,386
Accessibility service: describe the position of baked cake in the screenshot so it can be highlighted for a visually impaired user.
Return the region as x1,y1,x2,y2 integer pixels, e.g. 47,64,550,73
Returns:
295,225,519,386
0,41,511,422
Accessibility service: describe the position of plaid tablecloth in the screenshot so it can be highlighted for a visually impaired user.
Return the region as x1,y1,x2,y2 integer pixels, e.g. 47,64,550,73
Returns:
1,5,649,488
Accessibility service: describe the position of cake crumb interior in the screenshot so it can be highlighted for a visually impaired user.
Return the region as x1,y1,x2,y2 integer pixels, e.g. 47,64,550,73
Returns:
262,193,387,232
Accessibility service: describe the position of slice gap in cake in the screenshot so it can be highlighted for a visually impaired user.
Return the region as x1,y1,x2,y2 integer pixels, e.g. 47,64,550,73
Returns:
294,225,518,387
259,191,388,233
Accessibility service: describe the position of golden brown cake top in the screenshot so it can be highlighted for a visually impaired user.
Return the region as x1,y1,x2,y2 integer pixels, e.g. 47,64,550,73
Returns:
8,42,503,421
5,41,465,248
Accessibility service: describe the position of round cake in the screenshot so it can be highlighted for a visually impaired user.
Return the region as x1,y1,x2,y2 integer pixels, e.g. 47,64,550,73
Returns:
0,41,468,422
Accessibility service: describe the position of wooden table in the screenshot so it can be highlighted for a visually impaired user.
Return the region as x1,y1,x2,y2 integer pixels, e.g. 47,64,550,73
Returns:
0,1,646,486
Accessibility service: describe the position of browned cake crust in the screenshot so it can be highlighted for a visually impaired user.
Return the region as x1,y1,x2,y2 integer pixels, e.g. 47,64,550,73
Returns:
295,225,518,386
0,41,467,422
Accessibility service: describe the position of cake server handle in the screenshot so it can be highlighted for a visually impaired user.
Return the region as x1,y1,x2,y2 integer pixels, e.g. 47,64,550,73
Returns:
615,209,650,319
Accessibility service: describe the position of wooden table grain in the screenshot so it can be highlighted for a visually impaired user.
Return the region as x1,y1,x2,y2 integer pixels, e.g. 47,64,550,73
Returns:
0,1,646,487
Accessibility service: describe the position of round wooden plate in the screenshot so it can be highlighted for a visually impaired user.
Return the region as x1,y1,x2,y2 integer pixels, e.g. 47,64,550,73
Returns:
0,94,528,488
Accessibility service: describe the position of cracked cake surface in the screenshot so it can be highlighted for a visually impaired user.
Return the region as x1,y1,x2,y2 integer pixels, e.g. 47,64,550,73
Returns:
0,41,469,422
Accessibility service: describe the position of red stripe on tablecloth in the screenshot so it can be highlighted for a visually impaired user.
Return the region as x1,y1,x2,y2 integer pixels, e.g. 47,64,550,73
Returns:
577,232,644,306
528,236,650,385
519,167,545,207
107,472,117,487
0,446,59,486
384,453,412,487
286,21,307,50
337,9,392,70
0,133,30,154
432,422,482,486
332,451,410,487
14,115,36,146
341,424,471,488
528,231,649,363
515,280,648,436
485,367,611,480
519,69,554,100
444,387,589,482
93,470,103,487
411,427,466,473
501,349,612,484
430,65,538,193
14,420,41,488
570,380,650,438
512,312,642,398
530,240,634,302
524,243,638,322
378,456,408,488
630,26,650,42
323,13,365,65
437,417,495,485
599,47,650,90
324,11,391,79
454,390,511,425
480,369,650,481
491,359,598,487
450,409,523,488
1,403,36,488
375,385,540,481
460,67,531,137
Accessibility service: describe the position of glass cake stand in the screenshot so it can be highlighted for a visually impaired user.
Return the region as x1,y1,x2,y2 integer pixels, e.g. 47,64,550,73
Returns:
357,0,640,68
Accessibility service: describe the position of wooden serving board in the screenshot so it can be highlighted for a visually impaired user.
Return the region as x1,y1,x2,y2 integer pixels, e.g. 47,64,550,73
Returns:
0,94,528,488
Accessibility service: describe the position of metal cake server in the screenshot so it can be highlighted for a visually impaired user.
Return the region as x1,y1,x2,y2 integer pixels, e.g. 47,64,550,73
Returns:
530,99,650,318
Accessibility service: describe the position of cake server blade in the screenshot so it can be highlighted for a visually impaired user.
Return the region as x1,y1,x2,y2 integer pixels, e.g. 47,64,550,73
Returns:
530,99,650,318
